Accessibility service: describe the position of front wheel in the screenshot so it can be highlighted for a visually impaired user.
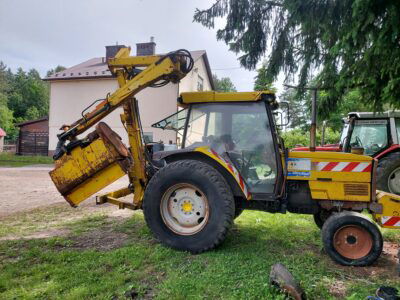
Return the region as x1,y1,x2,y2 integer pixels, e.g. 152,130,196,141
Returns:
143,159,235,253
322,212,383,266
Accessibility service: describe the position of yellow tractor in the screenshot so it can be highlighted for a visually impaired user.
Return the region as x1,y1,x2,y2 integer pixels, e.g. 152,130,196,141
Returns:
49,47,400,267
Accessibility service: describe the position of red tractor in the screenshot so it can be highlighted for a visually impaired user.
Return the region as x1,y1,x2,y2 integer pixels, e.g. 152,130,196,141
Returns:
294,111,400,195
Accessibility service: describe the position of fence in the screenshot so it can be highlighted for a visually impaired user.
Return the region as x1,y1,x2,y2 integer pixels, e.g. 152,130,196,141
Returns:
3,140,16,153
18,131,49,156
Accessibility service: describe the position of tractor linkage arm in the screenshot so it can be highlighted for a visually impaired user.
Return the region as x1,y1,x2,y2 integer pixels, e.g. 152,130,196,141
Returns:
53,48,193,159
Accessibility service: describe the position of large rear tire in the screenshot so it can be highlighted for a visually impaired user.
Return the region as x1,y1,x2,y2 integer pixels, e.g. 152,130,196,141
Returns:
376,152,400,195
322,211,383,266
143,159,235,253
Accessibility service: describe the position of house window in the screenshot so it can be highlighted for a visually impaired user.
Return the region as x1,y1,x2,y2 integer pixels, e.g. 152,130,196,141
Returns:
197,75,204,91
143,132,153,143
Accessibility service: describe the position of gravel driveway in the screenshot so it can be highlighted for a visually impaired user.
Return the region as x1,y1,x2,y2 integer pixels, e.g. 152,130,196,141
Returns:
0,165,129,217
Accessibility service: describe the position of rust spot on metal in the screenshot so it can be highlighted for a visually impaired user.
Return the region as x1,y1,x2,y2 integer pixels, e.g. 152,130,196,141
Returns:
96,122,129,157
49,122,132,202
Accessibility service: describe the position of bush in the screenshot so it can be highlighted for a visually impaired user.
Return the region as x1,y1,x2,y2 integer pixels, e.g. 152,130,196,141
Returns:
281,127,340,149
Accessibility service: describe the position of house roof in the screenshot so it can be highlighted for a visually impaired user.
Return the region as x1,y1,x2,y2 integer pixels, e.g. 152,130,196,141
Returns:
16,116,48,127
44,50,215,89
0,128,6,137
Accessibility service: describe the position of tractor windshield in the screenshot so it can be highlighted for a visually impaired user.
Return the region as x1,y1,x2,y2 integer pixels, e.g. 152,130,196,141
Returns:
349,120,388,155
184,101,277,194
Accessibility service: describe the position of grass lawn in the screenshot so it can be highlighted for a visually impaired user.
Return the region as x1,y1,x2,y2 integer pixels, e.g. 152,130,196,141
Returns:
0,153,53,167
0,205,399,299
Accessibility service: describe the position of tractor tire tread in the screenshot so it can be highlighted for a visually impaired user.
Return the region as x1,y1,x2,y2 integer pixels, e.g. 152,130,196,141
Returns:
143,159,234,254
376,152,400,194
321,211,383,266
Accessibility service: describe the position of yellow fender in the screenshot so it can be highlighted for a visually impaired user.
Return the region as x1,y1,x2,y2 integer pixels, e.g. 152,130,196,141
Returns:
374,190,400,229
194,146,252,200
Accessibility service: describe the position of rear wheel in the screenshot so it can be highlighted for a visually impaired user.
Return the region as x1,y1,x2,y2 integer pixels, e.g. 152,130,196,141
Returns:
143,159,235,253
377,152,400,195
322,212,383,266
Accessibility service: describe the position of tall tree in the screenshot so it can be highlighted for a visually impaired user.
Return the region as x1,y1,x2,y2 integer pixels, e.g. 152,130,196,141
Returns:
194,1,400,114
0,61,13,94
8,68,49,121
212,74,237,92
46,65,66,77
281,87,373,132
0,92,15,139
254,63,276,91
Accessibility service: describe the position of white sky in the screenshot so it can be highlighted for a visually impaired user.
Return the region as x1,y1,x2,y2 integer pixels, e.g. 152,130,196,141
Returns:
0,0,279,92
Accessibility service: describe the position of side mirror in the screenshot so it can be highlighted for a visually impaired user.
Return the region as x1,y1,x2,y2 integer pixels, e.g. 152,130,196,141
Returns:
274,101,290,127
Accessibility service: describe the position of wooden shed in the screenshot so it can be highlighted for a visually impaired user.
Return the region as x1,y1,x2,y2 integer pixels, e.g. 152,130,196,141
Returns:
16,117,49,156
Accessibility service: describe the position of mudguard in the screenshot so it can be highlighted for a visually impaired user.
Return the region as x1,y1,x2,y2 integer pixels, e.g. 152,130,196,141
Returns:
154,146,251,200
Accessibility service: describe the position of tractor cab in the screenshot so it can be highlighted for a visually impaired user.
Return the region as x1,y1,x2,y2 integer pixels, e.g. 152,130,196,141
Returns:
152,91,284,197
342,111,400,157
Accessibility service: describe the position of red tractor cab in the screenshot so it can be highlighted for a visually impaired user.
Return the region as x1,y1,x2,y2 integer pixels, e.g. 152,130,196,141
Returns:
294,111,400,195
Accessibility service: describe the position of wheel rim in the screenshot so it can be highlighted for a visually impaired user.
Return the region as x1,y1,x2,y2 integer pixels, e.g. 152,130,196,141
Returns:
160,183,209,235
333,225,373,260
388,167,400,195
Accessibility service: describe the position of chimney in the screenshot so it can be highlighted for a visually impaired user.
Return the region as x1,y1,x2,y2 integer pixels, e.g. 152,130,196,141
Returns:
136,37,156,56
105,44,127,60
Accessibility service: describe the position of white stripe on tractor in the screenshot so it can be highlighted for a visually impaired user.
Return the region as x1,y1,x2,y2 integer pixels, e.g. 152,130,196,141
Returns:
316,162,329,171
331,162,349,172
352,162,369,172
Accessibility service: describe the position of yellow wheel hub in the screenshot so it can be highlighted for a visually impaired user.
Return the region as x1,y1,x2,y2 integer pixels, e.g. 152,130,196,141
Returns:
182,201,193,212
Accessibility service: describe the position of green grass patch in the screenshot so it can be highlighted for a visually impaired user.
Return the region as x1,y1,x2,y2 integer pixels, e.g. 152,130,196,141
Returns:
0,209,399,299
0,153,53,167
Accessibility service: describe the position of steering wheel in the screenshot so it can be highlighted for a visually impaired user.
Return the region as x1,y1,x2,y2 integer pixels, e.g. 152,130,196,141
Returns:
351,136,363,148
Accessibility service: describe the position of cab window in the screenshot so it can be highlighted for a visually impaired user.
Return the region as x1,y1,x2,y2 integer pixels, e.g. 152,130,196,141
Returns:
184,102,277,194
350,120,388,155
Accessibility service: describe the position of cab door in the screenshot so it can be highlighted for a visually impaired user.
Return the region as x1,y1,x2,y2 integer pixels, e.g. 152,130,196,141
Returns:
183,101,283,197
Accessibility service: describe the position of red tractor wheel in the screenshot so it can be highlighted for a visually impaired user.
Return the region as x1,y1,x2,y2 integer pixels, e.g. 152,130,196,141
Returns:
322,211,383,266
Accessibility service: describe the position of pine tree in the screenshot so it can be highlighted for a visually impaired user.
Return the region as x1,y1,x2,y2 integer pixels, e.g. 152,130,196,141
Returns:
194,0,400,114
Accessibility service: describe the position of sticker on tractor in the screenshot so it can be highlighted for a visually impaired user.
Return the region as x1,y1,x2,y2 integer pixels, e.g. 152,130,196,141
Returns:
287,158,312,172
288,171,311,177
315,161,372,172
382,216,400,227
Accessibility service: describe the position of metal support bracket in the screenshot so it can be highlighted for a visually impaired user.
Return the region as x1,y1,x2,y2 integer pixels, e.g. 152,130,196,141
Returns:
96,186,138,210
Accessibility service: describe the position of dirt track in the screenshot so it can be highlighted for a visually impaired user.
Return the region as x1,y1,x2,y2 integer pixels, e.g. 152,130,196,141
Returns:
0,165,129,217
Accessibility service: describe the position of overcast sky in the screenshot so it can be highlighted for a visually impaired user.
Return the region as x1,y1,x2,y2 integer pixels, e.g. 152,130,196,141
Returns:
0,0,269,91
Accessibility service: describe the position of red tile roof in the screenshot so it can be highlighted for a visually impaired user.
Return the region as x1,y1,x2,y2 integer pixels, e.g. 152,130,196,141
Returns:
43,50,214,89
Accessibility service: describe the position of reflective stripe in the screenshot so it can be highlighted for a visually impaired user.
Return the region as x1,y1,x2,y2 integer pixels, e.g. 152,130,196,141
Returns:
331,162,349,172
316,161,372,172
208,149,251,199
382,216,400,227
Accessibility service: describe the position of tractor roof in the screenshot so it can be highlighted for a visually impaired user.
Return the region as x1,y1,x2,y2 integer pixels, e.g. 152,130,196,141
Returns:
348,110,400,119
178,91,276,107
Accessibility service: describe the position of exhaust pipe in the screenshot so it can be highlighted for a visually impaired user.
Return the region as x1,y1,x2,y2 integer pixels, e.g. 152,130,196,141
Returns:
310,89,317,152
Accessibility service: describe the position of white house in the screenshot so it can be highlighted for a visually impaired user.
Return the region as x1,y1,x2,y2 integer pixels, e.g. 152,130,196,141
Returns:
44,41,214,155
0,127,5,152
